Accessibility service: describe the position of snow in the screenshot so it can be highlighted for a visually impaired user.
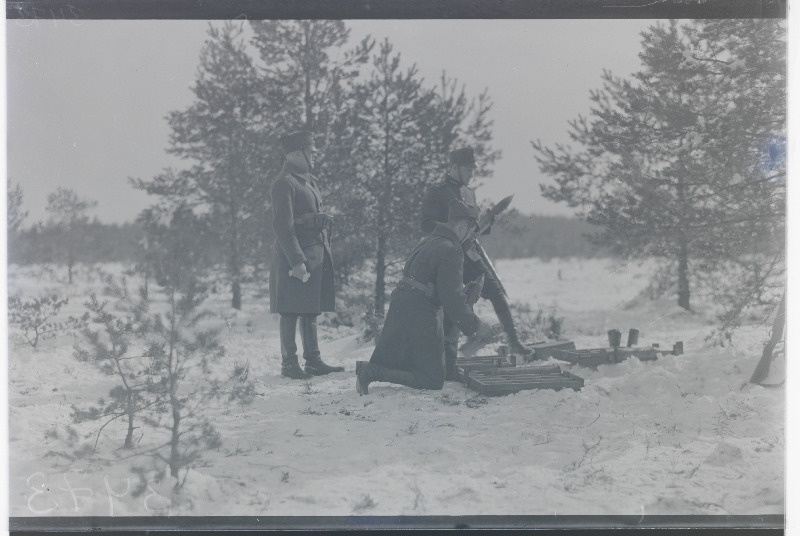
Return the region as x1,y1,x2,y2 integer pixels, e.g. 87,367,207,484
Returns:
7,258,785,519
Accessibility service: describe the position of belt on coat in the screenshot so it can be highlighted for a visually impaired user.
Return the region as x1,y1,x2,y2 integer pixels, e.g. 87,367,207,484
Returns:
398,276,435,300
294,213,316,228
294,213,331,231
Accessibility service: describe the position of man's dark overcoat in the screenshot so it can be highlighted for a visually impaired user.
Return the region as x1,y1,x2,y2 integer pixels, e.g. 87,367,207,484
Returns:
369,224,480,386
270,165,335,314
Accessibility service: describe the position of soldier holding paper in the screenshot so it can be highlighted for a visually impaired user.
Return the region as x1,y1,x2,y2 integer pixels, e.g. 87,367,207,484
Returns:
270,130,344,379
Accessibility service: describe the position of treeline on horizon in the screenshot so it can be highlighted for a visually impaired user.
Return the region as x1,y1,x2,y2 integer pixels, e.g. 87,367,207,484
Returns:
6,211,605,267
480,209,606,260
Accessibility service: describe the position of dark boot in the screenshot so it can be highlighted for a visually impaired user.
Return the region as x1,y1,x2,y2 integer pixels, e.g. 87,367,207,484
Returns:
443,314,460,380
300,315,344,375
356,360,374,395
356,361,439,395
280,315,311,380
491,293,533,358
444,357,460,382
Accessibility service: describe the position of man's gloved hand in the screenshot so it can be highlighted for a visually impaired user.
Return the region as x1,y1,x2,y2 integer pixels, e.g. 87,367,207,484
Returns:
289,262,311,283
460,320,501,357
464,274,484,306
478,212,495,234
474,321,494,341
464,240,481,262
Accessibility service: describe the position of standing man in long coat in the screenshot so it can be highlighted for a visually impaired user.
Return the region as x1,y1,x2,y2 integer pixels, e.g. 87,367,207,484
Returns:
421,147,533,380
356,199,491,395
270,130,344,379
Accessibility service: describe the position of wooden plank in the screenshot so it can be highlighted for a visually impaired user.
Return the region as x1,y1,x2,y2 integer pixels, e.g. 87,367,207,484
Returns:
465,366,585,396
613,346,658,362
456,355,515,366
456,354,516,382
558,346,660,367
557,348,612,368
527,340,576,362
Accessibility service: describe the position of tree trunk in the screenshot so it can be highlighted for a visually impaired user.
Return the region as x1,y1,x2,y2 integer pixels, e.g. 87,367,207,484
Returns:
229,184,242,310
67,244,74,285
167,291,181,480
375,230,386,318
169,398,181,479
124,392,134,449
303,24,314,130
677,234,691,311
676,172,691,311
374,85,391,320
750,292,786,384
232,281,242,311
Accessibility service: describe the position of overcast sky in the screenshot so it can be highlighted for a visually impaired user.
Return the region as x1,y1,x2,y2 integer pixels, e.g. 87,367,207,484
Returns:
7,18,654,224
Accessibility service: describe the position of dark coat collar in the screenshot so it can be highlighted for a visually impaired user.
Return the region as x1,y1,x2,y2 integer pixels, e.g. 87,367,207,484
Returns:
445,176,463,188
283,161,316,181
431,223,462,245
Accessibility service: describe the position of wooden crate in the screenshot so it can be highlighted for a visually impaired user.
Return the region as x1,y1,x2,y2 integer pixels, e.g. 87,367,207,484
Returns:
465,366,585,396
527,340,577,362
557,346,660,367
613,346,658,362
456,355,516,380
557,348,613,368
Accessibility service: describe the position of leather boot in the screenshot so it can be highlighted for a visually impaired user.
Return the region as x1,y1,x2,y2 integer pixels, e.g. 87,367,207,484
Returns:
280,315,311,379
356,361,434,395
443,314,460,380
356,361,374,395
444,356,460,381
300,315,344,375
492,294,533,358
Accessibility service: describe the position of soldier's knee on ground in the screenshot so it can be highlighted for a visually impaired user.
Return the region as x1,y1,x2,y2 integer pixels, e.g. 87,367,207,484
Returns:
418,372,445,390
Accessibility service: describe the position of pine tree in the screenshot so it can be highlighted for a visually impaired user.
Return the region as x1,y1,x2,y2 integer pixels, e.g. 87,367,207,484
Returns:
121,205,252,481
421,75,501,183
73,281,156,450
249,20,374,285
533,19,785,313
685,19,786,342
134,22,273,310
346,40,438,315
7,180,28,264
44,187,97,284
343,40,500,316
7,180,27,235
249,20,373,138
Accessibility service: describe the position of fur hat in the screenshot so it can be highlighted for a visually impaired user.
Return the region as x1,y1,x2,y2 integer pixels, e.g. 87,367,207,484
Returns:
447,198,480,227
449,147,477,168
279,131,315,154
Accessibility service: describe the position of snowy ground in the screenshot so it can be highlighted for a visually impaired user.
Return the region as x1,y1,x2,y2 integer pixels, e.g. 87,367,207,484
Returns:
6,258,785,521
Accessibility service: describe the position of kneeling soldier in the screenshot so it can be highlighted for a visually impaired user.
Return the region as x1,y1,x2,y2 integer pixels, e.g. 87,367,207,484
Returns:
421,146,533,378
356,199,492,394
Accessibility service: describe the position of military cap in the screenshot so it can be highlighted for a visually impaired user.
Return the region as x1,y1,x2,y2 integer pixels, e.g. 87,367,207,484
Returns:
449,147,477,168
447,198,480,225
279,131,315,154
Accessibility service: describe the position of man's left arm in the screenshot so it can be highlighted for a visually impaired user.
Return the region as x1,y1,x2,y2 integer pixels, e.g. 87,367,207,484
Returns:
436,245,480,336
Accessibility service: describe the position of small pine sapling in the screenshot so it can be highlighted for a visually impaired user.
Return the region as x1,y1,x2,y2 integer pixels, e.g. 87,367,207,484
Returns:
72,280,158,450
8,294,89,348
135,204,254,485
145,278,253,483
